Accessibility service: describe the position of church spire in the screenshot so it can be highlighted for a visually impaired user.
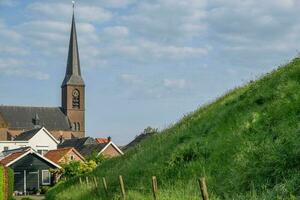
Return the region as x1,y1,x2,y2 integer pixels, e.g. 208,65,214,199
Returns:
62,2,84,87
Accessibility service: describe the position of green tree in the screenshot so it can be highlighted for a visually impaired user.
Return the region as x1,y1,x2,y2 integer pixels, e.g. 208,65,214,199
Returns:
142,126,158,134
62,161,82,178
86,152,106,165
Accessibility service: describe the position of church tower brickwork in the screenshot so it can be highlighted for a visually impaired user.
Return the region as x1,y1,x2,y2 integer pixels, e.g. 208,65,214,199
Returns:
61,11,85,138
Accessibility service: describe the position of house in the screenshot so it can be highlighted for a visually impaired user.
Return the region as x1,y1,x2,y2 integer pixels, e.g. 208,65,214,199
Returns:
0,147,31,159
45,147,85,165
0,147,61,195
0,127,59,155
0,141,28,155
58,137,123,158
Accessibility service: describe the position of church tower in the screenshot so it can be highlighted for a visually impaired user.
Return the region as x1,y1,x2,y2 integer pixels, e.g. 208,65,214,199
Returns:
61,8,85,138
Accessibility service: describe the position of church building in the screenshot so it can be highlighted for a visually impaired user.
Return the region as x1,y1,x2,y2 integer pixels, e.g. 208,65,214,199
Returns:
0,11,85,140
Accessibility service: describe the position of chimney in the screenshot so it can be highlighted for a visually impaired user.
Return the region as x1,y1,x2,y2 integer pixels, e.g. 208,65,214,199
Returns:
107,136,111,142
59,132,64,144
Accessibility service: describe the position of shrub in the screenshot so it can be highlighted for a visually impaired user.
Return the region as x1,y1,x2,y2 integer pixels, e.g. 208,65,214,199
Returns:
62,161,82,178
86,152,106,165
61,160,97,180
21,198,34,200
8,168,14,200
0,166,3,200
41,186,50,194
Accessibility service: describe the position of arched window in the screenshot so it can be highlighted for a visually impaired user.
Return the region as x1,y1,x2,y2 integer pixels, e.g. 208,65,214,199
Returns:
72,123,76,131
72,89,80,109
77,122,80,131
72,122,80,131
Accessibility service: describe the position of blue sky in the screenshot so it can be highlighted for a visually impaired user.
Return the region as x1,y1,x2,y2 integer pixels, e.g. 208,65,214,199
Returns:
0,0,299,144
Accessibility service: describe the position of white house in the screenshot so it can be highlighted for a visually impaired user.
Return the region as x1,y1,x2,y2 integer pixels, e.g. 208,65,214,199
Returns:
0,141,28,152
0,127,59,156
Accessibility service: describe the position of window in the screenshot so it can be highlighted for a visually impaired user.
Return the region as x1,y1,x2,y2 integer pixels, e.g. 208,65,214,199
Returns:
72,123,76,131
42,170,51,185
72,122,80,131
77,122,80,131
3,147,8,151
70,155,74,160
37,149,48,156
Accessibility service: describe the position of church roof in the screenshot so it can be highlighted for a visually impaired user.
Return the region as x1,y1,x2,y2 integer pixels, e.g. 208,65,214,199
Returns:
62,11,84,87
0,106,71,131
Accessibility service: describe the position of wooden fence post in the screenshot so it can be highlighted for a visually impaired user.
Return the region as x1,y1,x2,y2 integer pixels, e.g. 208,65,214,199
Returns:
93,176,98,188
198,177,209,200
102,177,108,196
151,176,158,200
119,175,126,200
86,176,89,186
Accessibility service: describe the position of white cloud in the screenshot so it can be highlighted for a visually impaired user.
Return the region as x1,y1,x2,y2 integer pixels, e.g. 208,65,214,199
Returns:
0,58,49,80
0,46,27,56
0,0,18,6
3,0,300,83
105,40,208,63
163,79,187,89
120,74,141,84
92,0,137,8
103,26,129,38
122,0,207,41
0,20,22,42
28,3,112,23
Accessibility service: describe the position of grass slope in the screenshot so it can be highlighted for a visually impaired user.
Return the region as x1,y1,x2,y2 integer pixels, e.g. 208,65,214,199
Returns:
47,58,300,200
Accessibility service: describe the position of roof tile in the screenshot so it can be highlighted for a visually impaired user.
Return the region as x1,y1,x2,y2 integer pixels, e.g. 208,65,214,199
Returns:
45,147,84,164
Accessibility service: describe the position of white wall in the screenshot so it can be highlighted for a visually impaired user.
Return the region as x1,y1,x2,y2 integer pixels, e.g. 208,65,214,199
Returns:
0,141,28,152
0,127,58,157
29,128,58,153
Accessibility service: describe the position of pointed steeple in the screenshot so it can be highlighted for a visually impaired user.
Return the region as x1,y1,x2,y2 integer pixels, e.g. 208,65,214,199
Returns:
62,5,84,87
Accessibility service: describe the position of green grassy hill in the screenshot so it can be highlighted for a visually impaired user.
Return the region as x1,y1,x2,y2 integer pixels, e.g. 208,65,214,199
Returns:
47,58,300,200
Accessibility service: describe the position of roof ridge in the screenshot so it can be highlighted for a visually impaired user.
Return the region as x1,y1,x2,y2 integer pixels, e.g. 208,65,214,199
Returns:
0,105,62,109
51,147,73,151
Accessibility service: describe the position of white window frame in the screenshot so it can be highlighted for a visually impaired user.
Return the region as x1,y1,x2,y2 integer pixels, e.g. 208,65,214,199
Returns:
37,149,48,156
41,170,51,185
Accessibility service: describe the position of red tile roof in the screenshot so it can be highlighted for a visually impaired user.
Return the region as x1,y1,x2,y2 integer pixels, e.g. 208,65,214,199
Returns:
96,138,109,144
44,147,84,164
0,151,28,165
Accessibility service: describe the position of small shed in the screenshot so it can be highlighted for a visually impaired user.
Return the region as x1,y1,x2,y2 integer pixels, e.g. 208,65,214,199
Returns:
0,148,60,194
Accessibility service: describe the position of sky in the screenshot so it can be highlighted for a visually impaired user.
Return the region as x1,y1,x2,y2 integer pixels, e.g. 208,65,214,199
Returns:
0,0,299,145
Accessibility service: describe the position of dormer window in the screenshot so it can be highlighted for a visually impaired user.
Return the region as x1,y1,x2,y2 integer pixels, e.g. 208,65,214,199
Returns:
72,89,80,108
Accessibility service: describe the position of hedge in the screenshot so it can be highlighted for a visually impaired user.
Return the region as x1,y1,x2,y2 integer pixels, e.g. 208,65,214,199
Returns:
7,168,14,200
0,166,14,200
0,166,3,200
